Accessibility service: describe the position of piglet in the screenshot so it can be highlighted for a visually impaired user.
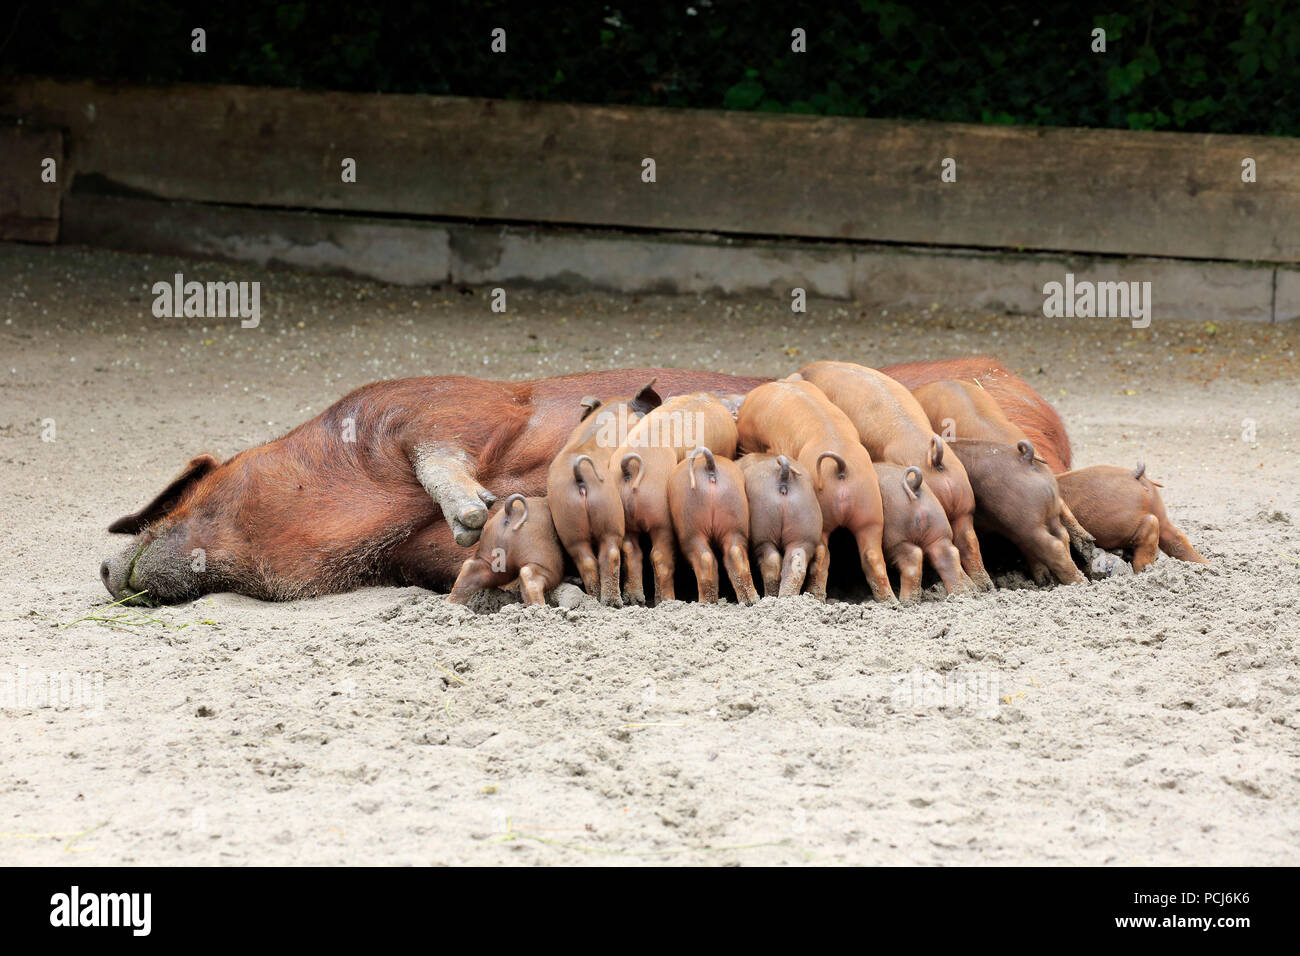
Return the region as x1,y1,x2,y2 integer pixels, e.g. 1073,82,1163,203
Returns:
738,453,825,598
912,378,1096,565
874,463,975,603
945,438,1085,586
447,494,565,607
547,382,661,606
1055,463,1208,572
612,391,739,605
668,447,759,604
736,380,894,602
798,361,992,591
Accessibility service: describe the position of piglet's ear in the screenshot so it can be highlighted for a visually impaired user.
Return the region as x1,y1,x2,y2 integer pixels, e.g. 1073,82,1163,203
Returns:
631,378,662,417
107,454,221,534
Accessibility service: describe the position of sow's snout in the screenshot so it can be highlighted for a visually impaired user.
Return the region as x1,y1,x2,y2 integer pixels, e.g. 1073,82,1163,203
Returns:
100,547,138,601
99,531,202,605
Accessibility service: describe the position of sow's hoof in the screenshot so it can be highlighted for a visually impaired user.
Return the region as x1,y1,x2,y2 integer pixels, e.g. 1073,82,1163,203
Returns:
450,515,486,547
1089,551,1133,579
446,490,496,546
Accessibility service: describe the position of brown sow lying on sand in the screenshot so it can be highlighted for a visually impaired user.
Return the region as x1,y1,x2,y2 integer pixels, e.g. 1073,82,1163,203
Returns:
100,358,1073,605
738,453,824,599
448,495,564,607
667,447,759,605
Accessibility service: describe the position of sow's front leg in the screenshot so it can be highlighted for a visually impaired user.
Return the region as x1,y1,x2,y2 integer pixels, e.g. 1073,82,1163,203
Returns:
411,443,498,547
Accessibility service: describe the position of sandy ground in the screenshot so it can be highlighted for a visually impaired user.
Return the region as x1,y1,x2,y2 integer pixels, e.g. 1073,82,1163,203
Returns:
0,243,1297,866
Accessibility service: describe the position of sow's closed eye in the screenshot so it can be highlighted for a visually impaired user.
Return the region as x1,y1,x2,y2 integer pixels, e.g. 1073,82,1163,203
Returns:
107,454,222,534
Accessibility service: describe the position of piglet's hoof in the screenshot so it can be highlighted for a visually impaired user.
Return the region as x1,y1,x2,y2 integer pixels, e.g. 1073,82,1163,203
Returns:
1089,551,1133,579
550,582,591,610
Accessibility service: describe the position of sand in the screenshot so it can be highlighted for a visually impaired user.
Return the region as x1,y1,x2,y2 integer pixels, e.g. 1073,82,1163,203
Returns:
0,243,1296,865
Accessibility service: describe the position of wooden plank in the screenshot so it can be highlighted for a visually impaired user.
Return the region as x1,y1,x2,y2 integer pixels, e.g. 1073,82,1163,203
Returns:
0,124,62,242
2,78,1298,262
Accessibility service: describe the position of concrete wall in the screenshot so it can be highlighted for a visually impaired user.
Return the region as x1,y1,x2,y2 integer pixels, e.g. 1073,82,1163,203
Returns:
64,194,1298,322
0,123,61,241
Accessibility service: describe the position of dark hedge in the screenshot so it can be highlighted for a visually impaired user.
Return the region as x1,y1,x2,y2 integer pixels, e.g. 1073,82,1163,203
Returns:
3,1,1297,135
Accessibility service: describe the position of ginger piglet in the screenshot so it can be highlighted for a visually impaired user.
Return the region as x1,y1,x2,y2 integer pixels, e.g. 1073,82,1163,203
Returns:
736,380,894,602
912,378,1095,565
447,494,565,607
667,446,759,605
611,391,738,605
944,438,1085,586
738,453,824,598
547,381,661,606
873,463,976,603
1055,463,1208,572
798,361,993,591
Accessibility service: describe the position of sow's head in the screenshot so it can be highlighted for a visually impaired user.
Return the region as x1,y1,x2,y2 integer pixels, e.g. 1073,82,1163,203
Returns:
101,454,226,605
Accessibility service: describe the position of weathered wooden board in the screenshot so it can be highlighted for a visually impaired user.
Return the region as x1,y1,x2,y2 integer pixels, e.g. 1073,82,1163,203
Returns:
0,123,62,242
2,78,1297,261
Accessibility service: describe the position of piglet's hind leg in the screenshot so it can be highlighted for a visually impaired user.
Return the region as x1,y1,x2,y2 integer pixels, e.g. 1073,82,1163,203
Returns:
1159,520,1209,565
571,541,600,597
621,534,646,606
598,536,623,607
650,527,677,603
684,541,719,603
893,544,924,605
754,542,782,598
807,538,830,602
448,559,496,604
1058,502,1097,568
518,564,551,607
926,541,974,596
1129,514,1161,572
951,514,994,591
854,526,898,604
723,536,759,605
778,547,808,598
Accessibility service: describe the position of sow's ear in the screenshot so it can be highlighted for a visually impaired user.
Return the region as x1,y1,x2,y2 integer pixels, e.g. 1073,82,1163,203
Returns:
107,454,221,534
631,378,662,417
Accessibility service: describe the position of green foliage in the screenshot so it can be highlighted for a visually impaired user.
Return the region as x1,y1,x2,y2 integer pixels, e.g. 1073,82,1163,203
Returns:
2,0,1297,135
